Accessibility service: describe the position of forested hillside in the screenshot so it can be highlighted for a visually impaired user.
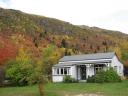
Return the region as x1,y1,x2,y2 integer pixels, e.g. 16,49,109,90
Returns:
0,7,128,80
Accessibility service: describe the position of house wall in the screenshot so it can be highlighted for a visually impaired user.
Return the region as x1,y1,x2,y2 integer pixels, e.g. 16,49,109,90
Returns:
52,75,63,82
71,65,77,79
77,66,81,80
52,67,63,82
111,56,124,76
52,66,74,82
86,65,95,79
89,65,95,76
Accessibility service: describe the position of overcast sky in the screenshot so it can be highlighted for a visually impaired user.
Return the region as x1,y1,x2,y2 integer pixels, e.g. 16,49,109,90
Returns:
0,0,128,34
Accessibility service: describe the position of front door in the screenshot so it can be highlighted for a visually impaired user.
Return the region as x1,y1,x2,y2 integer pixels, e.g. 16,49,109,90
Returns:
80,65,86,80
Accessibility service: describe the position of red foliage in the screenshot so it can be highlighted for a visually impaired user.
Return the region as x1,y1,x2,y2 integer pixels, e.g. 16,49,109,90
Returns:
0,37,17,65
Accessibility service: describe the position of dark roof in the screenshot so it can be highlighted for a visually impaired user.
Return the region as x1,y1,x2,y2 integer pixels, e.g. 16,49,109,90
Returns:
59,52,115,62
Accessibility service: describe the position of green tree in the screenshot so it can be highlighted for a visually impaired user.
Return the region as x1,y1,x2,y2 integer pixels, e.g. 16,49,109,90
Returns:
6,47,46,96
33,59,47,96
6,47,34,85
42,45,55,80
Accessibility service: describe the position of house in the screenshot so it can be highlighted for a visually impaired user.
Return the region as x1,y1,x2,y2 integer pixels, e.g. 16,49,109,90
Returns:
52,52,124,82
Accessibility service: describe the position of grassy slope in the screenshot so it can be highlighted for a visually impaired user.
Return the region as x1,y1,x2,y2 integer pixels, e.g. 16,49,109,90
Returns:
0,80,128,96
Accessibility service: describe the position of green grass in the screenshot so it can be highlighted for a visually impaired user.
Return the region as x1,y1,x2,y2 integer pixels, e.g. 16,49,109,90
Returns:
0,80,128,96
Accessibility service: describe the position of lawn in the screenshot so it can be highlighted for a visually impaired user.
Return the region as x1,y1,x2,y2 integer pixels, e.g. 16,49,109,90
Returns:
0,80,128,96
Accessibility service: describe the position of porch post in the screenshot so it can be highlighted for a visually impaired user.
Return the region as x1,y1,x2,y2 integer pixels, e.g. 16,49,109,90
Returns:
106,63,110,70
86,64,90,79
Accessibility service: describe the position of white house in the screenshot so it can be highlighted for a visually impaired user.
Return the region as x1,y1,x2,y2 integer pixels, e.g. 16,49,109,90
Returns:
52,52,124,82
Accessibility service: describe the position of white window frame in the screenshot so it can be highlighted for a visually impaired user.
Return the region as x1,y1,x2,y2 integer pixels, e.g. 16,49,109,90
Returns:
53,67,70,75
114,66,118,72
119,66,121,73
94,65,103,74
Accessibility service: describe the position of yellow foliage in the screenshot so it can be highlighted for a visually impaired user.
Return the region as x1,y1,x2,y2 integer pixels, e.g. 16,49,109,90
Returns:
16,47,30,63
120,41,128,50
114,47,122,59
63,35,70,40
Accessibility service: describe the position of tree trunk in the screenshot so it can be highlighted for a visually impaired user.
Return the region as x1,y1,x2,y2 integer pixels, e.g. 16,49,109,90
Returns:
38,82,44,96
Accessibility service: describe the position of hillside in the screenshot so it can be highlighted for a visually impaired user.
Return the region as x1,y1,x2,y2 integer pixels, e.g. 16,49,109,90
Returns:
0,7,128,67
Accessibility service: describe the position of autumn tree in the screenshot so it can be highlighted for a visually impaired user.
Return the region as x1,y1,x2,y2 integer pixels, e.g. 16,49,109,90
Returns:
0,42,16,65
42,44,58,79
30,58,46,96
36,44,64,96
121,50,128,66
6,47,34,85
65,48,74,56
61,39,67,48
114,47,122,60
0,66,5,86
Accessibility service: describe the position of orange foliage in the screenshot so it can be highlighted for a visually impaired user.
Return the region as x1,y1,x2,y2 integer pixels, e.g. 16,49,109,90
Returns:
0,36,17,64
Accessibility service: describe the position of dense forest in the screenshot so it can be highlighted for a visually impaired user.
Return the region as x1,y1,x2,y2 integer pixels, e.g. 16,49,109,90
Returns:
0,7,128,85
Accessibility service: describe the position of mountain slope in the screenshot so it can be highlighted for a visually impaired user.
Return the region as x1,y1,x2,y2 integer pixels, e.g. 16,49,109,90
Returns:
0,7,128,66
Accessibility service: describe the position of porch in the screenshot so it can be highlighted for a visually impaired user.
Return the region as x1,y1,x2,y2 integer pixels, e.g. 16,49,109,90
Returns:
52,62,110,82
75,63,108,81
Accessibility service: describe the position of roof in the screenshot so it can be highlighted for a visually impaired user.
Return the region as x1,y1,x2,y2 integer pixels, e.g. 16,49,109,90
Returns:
53,59,111,67
59,52,115,62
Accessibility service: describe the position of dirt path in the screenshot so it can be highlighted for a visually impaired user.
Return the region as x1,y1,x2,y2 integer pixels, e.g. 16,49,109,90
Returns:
65,93,104,96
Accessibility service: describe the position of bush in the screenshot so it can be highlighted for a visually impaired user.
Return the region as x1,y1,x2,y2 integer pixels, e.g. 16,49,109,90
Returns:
87,68,122,83
94,71,106,83
87,75,95,83
63,75,77,83
6,58,44,86
105,68,121,82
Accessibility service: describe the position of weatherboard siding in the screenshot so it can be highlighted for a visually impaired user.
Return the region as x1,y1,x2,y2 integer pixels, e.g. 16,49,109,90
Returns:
111,56,124,76
52,75,63,82
71,65,77,79
52,66,74,82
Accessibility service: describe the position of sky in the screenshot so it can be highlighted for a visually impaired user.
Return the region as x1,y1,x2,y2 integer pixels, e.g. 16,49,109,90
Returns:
0,0,128,34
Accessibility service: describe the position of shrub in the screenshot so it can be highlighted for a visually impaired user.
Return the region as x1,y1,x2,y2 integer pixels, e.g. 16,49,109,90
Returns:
87,75,95,83
87,68,122,83
63,75,77,83
105,68,122,82
94,70,106,83
6,58,44,86
87,70,106,83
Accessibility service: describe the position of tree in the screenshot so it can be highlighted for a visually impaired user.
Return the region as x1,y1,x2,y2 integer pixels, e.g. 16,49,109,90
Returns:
114,47,122,60
0,66,5,86
6,47,34,85
121,50,128,67
33,44,60,96
33,60,46,96
6,45,64,96
61,39,67,48
42,44,56,80
6,47,46,96
0,42,16,65
65,48,74,56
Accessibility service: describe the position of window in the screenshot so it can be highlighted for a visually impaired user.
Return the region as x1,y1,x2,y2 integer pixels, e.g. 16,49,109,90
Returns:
57,68,59,75
67,68,70,75
114,66,118,72
54,68,60,75
94,65,103,74
64,68,67,74
53,67,70,75
61,68,63,74
119,66,121,72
